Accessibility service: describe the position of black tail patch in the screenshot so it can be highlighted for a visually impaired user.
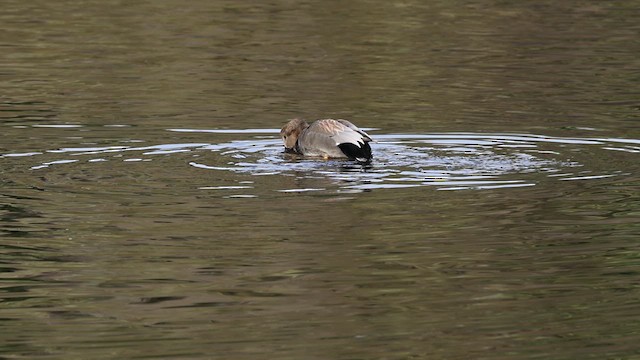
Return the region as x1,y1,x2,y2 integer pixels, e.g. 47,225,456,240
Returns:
338,142,372,163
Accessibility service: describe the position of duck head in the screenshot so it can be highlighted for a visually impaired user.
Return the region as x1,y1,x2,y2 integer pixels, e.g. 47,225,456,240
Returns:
280,118,309,153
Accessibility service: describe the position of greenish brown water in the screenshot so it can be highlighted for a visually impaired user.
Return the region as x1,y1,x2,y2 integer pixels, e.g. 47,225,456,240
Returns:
2,1,640,359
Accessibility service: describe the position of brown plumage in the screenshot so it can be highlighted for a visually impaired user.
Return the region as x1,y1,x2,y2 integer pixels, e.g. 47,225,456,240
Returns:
280,118,373,162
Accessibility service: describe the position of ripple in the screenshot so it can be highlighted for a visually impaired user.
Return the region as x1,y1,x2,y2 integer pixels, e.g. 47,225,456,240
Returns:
30,159,79,170
31,124,83,128
183,131,636,192
4,130,637,193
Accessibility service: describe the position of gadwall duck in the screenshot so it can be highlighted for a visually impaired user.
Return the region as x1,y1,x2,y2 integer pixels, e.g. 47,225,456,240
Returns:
280,118,373,162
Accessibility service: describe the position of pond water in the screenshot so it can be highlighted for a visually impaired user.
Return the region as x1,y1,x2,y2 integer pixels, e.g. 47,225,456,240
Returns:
2,1,640,359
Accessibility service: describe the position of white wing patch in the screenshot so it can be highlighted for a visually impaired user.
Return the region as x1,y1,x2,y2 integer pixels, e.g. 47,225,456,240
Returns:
332,129,366,147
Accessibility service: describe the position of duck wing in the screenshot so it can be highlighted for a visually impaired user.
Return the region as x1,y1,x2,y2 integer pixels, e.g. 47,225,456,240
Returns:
309,119,371,146
335,119,373,142
300,119,372,162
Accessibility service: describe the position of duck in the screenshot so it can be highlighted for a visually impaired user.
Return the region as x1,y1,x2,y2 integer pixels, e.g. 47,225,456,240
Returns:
280,118,373,163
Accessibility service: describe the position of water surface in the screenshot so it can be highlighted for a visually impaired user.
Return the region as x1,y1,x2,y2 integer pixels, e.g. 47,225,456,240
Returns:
2,1,640,359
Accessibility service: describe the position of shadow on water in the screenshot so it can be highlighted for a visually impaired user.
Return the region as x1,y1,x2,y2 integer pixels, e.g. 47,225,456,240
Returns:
3,127,637,193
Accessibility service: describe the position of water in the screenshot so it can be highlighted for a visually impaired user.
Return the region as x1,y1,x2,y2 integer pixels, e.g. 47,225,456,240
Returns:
2,1,640,359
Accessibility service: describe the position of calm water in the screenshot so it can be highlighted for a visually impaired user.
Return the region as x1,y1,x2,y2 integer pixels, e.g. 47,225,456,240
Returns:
2,1,640,359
